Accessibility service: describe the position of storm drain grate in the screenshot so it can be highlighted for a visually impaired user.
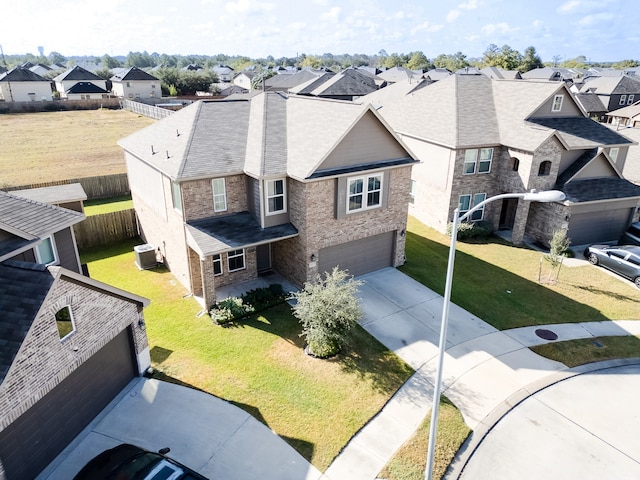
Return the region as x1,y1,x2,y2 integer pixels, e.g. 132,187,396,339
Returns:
535,328,558,341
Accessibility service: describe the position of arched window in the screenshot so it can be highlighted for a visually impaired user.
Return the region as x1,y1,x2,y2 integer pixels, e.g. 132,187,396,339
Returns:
510,157,520,172
538,161,551,176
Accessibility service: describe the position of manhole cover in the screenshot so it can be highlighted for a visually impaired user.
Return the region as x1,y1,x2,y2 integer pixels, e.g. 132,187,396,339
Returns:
535,328,558,340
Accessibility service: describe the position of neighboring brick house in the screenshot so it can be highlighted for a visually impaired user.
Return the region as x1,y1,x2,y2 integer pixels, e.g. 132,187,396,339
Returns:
366,75,640,246
119,92,417,307
0,67,53,102
0,190,150,480
53,65,108,99
110,66,161,99
579,75,640,112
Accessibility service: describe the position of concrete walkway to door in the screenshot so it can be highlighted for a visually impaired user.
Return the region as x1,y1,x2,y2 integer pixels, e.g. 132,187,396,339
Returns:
323,267,640,480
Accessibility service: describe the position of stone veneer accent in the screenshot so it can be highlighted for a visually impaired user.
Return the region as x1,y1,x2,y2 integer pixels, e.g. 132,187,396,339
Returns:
0,276,148,431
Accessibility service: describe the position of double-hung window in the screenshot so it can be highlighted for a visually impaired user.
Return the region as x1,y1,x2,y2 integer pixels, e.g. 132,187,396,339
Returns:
213,254,223,276
463,148,493,174
628,94,635,105
620,94,627,106
227,249,245,272
458,193,487,221
212,178,227,212
35,236,57,265
266,179,286,214
347,174,382,212
552,94,564,112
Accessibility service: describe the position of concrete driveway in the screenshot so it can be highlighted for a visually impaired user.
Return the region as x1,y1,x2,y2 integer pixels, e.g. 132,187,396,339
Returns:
458,363,640,480
39,378,321,480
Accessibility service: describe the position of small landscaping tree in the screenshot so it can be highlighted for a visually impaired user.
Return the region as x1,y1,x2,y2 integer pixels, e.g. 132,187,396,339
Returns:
290,267,363,358
542,229,571,283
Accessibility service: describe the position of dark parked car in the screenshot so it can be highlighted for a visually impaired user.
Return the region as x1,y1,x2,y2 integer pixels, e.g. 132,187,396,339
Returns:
73,443,208,480
620,221,640,246
584,245,640,288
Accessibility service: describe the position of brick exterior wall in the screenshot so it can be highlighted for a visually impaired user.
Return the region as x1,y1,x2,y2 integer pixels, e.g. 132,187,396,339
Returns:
0,276,148,431
273,166,412,287
181,175,248,221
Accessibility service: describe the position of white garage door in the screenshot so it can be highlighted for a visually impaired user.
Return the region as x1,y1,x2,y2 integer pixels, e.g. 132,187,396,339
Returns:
318,231,395,277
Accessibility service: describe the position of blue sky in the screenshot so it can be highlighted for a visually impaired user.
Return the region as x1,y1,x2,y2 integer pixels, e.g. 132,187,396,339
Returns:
3,0,637,62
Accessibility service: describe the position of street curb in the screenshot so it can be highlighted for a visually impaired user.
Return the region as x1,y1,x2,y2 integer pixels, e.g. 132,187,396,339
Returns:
444,357,640,479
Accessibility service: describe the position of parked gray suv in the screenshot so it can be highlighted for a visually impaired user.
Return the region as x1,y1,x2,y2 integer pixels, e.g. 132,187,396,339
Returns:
620,222,640,246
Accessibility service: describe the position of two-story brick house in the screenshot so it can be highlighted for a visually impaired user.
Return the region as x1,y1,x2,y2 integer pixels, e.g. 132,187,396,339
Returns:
119,92,417,307
0,190,150,480
366,75,640,246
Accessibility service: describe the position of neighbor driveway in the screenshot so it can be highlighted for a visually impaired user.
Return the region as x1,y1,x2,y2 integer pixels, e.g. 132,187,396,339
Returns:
39,378,322,480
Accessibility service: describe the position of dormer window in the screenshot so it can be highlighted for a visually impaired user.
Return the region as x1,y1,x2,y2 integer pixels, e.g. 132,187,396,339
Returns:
552,95,563,112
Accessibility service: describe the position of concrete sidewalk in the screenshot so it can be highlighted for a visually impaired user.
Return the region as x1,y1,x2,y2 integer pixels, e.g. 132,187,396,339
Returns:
324,268,640,480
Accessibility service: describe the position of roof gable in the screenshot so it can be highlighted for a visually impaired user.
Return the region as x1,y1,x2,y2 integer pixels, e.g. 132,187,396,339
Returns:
67,82,108,94
316,108,412,173
54,65,102,82
111,67,159,82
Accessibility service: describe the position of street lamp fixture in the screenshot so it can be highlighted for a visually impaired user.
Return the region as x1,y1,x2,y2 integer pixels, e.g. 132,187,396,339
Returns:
424,189,566,480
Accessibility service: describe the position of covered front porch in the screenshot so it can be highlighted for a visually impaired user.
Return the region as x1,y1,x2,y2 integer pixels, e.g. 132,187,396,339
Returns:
185,211,298,308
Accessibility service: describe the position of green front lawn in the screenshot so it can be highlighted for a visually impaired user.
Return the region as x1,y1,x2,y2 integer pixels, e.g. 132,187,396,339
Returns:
401,217,639,330
83,195,133,216
81,239,413,471
531,336,640,367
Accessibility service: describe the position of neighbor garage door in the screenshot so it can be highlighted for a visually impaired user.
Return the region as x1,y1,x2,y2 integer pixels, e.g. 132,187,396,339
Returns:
318,231,395,277
0,328,137,480
567,208,633,245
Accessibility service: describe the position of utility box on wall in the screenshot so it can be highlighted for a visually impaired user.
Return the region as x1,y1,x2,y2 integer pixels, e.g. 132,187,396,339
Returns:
134,244,156,270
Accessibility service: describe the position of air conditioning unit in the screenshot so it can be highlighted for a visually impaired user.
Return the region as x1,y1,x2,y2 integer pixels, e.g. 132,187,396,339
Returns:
134,244,156,270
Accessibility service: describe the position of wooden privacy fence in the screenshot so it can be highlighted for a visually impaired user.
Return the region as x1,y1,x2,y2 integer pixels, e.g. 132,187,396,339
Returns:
6,173,130,200
74,209,138,249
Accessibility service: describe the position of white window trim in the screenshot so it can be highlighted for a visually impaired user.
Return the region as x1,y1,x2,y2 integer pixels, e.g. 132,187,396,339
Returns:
55,305,76,341
628,94,635,105
619,94,627,106
227,249,246,272
458,193,487,221
212,178,227,213
463,148,493,175
347,174,383,213
609,147,619,162
213,254,223,276
171,181,182,214
265,179,287,215
35,236,58,265
552,94,564,112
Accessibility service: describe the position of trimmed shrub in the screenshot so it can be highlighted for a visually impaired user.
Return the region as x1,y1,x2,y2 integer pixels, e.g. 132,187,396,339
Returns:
210,297,254,325
209,284,285,325
447,220,494,240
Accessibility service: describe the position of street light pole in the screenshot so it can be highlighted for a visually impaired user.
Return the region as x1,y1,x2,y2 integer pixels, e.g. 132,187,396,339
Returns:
424,189,566,480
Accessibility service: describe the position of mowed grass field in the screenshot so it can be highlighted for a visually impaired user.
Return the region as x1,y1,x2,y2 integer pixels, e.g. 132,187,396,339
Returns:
0,109,155,187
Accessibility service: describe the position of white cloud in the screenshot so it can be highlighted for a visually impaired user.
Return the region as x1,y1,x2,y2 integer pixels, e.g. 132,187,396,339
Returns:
481,22,515,35
557,0,580,13
411,21,444,35
579,12,614,26
459,0,478,10
532,19,543,28
225,0,274,15
321,6,341,20
447,10,460,22
313,0,329,5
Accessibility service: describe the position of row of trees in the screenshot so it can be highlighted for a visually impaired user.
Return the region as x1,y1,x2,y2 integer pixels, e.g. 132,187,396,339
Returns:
3,46,638,77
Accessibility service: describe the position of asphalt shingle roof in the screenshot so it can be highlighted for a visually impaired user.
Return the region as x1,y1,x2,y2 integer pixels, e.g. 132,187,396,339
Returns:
0,67,48,82
67,82,108,94
186,211,298,256
527,117,634,149
54,65,103,82
111,67,159,82
561,177,640,203
0,261,54,383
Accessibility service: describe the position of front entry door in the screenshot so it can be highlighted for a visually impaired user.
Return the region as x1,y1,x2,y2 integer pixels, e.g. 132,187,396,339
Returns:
499,198,518,230
256,243,271,273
